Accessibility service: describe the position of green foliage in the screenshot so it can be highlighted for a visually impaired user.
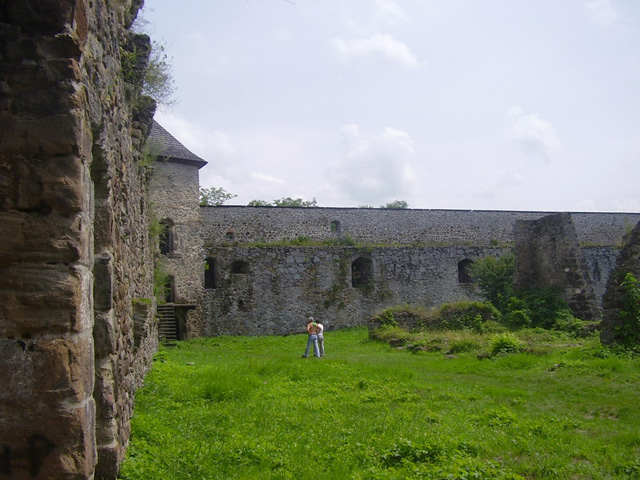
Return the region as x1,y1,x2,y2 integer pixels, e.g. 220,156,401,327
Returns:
290,235,311,245
378,307,398,327
553,310,591,338
470,254,515,313
505,309,531,328
616,272,640,346
247,199,272,206
153,261,169,303
516,287,571,329
143,40,176,108
447,339,481,354
273,197,318,207
435,301,501,330
199,186,237,206
490,332,524,356
323,234,357,246
381,199,409,209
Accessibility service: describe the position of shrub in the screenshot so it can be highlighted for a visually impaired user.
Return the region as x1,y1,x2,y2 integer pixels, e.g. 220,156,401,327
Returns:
505,309,531,328
616,272,640,346
470,254,515,313
490,333,523,356
447,340,481,354
516,287,569,329
553,311,589,337
436,301,500,330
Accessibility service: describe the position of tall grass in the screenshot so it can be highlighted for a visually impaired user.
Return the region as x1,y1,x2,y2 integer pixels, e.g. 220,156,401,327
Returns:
119,328,640,479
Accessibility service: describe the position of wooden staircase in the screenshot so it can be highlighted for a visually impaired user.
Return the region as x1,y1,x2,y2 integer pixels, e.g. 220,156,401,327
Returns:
157,304,178,347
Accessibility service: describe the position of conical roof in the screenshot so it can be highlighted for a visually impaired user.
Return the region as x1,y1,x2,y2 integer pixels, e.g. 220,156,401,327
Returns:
148,120,207,168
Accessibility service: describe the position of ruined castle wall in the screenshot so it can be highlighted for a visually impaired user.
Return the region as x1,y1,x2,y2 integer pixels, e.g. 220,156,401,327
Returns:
196,209,636,336
0,1,156,478
202,207,640,247
514,213,600,321
601,220,640,344
203,245,508,336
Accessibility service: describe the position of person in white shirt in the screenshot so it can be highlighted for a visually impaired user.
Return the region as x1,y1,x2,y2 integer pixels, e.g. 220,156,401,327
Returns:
316,320,325,357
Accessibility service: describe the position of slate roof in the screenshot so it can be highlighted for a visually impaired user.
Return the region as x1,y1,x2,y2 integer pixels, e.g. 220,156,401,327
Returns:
148,120,207,169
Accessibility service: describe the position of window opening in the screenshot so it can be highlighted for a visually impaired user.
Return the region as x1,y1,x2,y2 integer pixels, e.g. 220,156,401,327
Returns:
159,219,175,254
231,260,250,274
331,220,342,233
164,275,175,303
458,259,474,284
204,257,217,289
352,257,373,288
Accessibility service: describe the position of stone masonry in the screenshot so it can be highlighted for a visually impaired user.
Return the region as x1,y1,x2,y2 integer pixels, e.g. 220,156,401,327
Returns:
197,207,639,337
0,1,158,478
514,212,600,321
601,220,640,344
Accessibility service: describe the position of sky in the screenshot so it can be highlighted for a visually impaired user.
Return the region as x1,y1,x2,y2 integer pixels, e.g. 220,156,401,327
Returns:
140,0,640,212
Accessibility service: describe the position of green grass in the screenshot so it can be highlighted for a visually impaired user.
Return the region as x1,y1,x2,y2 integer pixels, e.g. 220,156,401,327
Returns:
119,328,640,479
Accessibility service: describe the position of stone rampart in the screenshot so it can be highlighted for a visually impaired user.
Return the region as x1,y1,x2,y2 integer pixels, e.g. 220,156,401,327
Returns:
204,245,508,336
202,206,640,247
196,208,636,337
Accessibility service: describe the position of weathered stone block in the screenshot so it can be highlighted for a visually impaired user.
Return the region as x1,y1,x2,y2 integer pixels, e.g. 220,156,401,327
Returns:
0,212,89,265
0,114,79,156
5,0,76,36
0,335,94,405
0,263,92,336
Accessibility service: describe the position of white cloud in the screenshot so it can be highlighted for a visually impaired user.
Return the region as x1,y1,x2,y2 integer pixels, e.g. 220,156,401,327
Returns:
329,124,418,205
331,34,419,69
506,106,561,159
250,172,285,185
585,0,619,27
373,0,409,24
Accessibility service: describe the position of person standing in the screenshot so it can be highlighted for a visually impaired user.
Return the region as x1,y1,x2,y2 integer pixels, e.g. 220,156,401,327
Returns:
316,320,325,357
302,317,320,358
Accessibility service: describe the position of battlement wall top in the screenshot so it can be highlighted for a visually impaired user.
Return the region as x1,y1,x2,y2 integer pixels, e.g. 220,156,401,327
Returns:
201,206,639,247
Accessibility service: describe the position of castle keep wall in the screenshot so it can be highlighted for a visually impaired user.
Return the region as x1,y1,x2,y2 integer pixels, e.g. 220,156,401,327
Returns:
0,1,157,478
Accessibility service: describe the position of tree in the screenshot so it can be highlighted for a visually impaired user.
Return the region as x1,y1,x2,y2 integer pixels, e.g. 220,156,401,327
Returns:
248,199,272,207
199,187,237,206
381,200,409,209
273,197,317,207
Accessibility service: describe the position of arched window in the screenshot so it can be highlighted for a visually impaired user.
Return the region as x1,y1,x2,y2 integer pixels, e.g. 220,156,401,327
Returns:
352,257,373,288
230,260,250,274
204,257,217,289
458,259,474,284
331,220,342,233
159,219,175,254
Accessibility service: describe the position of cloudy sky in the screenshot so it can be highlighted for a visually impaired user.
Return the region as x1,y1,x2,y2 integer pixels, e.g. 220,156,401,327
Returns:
141,0,640,212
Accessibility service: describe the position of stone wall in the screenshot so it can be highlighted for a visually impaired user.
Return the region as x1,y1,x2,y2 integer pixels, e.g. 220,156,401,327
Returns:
0,0,157,478
203,245,508,336
514,213,600,320
202,206,640,247
195,208,634,337
601,220,640,344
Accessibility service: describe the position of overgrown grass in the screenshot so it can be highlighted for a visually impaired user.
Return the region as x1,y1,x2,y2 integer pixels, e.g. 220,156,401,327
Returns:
119,328,640,479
